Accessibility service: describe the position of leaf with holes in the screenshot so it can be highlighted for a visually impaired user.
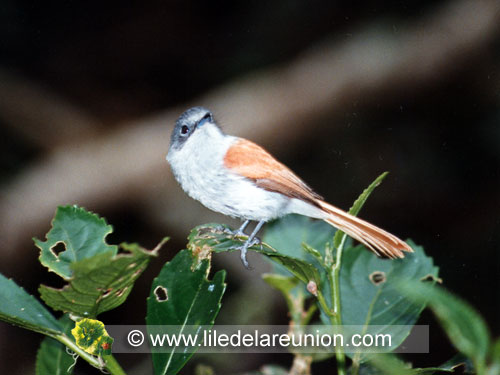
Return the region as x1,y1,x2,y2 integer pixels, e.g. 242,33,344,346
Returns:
0,273,63,336
39,239,166,318
35,315,75,375
187,223,321,285
35,205,118,280
146,249,226,375
339,241,438,363
186,223,279,254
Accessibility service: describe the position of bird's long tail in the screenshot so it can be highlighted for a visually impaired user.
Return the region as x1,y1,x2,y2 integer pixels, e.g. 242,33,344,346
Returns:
316,200,413,258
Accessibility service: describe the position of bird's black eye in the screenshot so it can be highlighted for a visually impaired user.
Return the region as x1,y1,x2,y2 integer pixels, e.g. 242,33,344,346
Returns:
180,125,189,135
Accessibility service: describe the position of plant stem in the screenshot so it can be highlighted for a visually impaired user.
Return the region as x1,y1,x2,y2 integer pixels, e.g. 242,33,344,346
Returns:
57,334,126,375
103,354,127,375
316,289,331,316
316,235,348,375
301,303,318,326
331,234,348,375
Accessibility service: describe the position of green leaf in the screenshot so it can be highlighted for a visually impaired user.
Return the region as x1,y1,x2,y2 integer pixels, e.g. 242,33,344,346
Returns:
362,353,444,375
361,353,473,375
262,273,301,314
399,281,489,372
333,172,388,249
489,338,500,375
302,243,325,266
36,315,75,375
355,354,412,375
339,242,438,362
188,223,322,285
264,215,335,271
268,253,322,285
439,354,474,374
39,239,164,317
35,205,118,280
262,273,299,295
0,273,62,336
146,249,226,375
186,223,279,254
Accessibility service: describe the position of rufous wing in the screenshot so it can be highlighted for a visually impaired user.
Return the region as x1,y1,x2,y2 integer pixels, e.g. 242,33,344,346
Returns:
224,138,323,205
224,138,413,258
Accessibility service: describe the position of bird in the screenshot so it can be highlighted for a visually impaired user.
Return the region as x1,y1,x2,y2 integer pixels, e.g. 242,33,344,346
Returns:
167,106,413,268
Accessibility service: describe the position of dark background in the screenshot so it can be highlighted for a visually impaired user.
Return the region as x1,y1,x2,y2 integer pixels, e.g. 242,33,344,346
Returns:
0,1,499,374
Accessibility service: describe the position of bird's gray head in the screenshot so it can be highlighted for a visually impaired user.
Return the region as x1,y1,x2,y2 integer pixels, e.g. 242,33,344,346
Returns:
169,107,216,150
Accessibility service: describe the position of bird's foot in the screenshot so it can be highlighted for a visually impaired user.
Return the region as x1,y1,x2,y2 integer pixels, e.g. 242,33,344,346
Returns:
249,236,261,246
236,236,261,269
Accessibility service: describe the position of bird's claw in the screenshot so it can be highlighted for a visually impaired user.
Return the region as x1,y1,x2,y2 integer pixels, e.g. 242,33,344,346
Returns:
240,250,251,269
236,237,261,270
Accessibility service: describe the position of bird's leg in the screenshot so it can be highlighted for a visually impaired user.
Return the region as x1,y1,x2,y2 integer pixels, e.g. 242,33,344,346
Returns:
239,220,265,269
233,220,250,237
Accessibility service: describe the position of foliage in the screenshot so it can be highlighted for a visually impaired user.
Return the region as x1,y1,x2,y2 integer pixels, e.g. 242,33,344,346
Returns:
0,175,497,374
35,315,76,375
340,243,437,363
399,282,492,375
146,249,226,375
39,241,163,317
35,205,118,280
0,206,167,374
0,272,63,337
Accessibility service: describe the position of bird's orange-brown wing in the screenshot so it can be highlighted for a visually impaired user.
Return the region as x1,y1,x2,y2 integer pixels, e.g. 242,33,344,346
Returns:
224,138,323,205
224,139,413,259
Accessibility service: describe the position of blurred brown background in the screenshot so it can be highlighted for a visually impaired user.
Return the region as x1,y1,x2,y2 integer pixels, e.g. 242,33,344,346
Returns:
0,0,499,374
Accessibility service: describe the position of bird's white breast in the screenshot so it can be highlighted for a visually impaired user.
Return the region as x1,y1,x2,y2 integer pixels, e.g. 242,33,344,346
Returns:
166,125,291,221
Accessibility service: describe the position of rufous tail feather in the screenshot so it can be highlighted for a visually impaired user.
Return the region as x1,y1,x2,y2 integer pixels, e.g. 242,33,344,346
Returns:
317,200,413,258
